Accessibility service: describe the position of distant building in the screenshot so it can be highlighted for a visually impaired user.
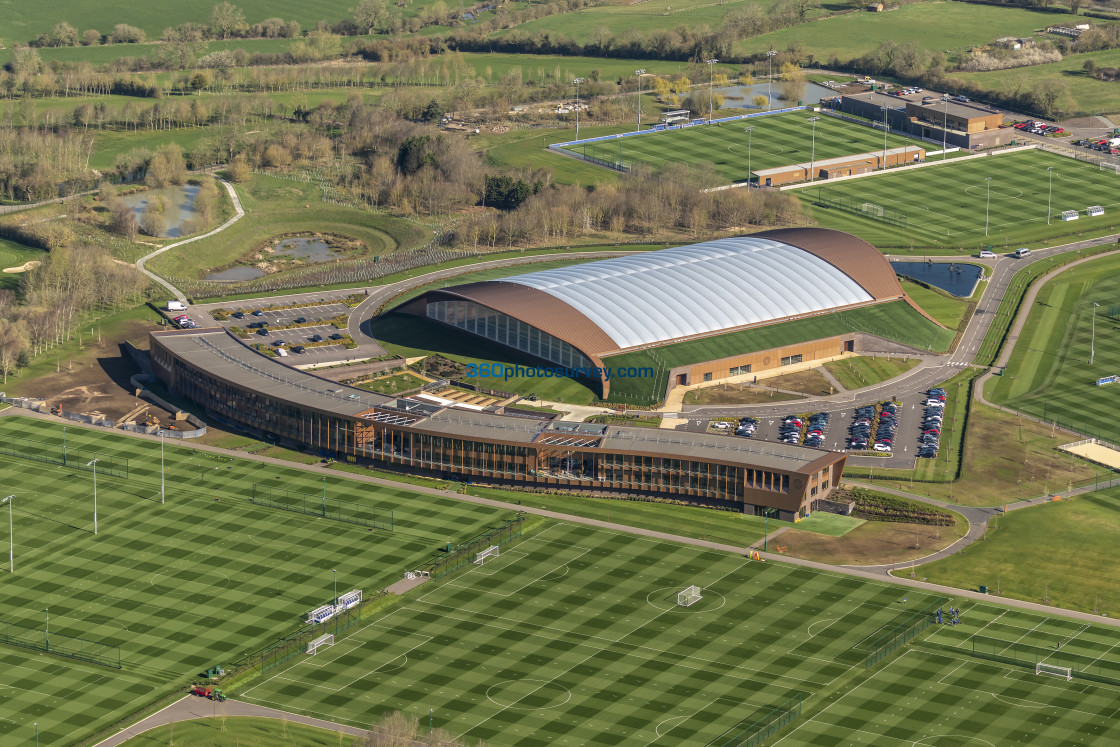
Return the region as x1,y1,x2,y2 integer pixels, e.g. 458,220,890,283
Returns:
833,91,1012,150
752,146,925,187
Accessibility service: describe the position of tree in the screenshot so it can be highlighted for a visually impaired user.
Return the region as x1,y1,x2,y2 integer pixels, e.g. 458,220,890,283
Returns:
1068,0,1084,12
352,0,390,35
1033,78,1071,118
109,24,146,43
263,144,292,167
49,22,79,47
110,203,138,240
209,2,248,40
0,319,27,385
161,25,205,69
227,153,250,183
82,29,101,46
752,94,769,108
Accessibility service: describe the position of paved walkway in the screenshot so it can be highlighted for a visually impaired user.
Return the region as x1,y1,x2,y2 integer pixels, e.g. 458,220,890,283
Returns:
92,696,368,747
135,180,245,304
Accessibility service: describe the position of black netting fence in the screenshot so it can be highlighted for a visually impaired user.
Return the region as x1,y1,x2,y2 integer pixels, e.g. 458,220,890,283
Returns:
969,633,1120,686
0,433,129,478
712,693,804,747
866,599,946,669
0,618,121,669
250,484,392,531
815,187,908,228
415,515,524,580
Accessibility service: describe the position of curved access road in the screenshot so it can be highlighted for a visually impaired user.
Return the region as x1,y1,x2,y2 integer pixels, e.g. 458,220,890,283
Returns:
135,180,245,304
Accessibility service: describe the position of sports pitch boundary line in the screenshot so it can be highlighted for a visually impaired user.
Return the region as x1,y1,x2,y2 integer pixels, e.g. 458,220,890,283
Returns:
272,635,437,693
413,601,833,691
454,559,753,741
956,609,1007,647
770,649,912,746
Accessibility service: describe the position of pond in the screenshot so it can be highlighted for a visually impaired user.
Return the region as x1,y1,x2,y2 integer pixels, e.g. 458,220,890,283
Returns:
119,184,200,238
205,266,266,282
272,237,334,262
891,261,983,298
715,81,836,110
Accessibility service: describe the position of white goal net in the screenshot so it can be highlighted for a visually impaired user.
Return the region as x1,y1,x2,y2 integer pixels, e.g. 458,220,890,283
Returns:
1036,661,1072,681
474,545,499,565
677,585,703,607
1100,161,1120,174
862,202,884,217
307,633,335,655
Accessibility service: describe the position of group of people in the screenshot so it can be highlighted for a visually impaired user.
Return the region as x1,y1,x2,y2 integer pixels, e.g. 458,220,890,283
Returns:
935,607,961,626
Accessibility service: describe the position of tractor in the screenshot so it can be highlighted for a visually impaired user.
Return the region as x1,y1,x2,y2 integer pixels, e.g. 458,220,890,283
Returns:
191,685,227,701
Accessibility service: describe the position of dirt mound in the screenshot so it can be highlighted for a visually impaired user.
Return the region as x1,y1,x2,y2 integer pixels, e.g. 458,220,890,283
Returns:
2,260,41,273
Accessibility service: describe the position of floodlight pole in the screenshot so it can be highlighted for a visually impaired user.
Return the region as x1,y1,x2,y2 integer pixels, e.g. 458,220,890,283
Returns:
45,608,48,651
87,459,99,535
766,50,777,111
745,126,755,186
62,426,67,467
1046,166,1054,224
1091,302,1100,365
808,116,820,182
160,431,165,505
322,475,327,517
764,512,768,552
984,176,992,236
573,77,586,140
333,568,337,608
706,59,719,121
3,496,12,573
635,69,646,132
881,105,889,169
942,98,948,160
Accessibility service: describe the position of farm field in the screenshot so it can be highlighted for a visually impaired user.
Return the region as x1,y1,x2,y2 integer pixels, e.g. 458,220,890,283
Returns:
238,519,1120,746
0,416,510,745
558,110,931,185
738,3,1080,63
497,0,780,45
949,48,1120,118
986,251,1120,445
800,148,1120,249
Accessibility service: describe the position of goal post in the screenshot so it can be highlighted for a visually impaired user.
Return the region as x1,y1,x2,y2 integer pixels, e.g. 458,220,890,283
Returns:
1100,161,1120,174
1036,661,1072,681
678,585,702,607
474,545,499,565
307,633,334,655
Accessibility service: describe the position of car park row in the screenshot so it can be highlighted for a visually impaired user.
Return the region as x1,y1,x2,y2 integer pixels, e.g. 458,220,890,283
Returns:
918,388,947,459
848,401,900,453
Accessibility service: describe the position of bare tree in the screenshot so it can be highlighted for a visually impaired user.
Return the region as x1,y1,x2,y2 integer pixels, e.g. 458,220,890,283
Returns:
0,319,27,384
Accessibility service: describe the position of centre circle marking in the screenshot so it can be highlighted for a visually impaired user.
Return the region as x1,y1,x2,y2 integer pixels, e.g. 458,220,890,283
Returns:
486,679,572,710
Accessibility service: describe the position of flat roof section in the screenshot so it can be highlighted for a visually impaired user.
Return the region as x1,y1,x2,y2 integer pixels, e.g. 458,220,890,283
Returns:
151,328,834,471
152,328,392,418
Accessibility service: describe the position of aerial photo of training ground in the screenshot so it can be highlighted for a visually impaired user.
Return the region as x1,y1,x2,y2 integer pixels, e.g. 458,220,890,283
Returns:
8,0,1120,743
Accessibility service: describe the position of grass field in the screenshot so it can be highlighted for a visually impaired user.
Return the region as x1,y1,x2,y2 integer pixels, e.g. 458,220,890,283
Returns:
121,717,353,746
558,110,931,185
738,3,1076,63
780,511,967,566
146,174,428,282
823,356,920,391
899,278,974,330
802,149,1120,249
604,299,954,404
950,47,1120,117
682,384,805,405
236,519,1120,745
0,238,44,291
918,492,1120,615
987,252,1120,446
0,416,511,745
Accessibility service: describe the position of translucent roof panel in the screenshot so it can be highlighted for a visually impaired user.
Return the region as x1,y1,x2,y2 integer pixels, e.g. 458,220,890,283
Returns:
499,236,874,350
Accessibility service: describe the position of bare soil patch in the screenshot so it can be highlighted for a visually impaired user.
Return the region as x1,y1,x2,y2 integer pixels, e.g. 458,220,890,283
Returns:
779,518,968,566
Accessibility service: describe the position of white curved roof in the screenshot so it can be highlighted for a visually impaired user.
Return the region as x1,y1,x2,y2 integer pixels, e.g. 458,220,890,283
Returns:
500,236,874,349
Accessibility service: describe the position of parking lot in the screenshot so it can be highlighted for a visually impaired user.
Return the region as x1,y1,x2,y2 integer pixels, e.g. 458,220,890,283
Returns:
203,302,355,361
684,388,948,469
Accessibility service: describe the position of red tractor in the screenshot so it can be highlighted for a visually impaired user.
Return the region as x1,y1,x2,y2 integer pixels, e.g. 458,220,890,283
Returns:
191,685,227,701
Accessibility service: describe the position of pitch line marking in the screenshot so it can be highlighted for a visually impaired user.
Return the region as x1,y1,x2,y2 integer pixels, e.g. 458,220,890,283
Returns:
956,609,1006,647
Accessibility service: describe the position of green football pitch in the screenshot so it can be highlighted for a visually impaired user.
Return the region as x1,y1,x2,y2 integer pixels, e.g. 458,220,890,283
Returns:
0,417,511,745
555,111,932,184
988,251,1120,447
802,149,1120,249
239,521,1120,746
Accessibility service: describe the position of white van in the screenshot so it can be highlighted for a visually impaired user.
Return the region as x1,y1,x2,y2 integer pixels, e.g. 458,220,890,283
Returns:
979,250,997,259
1014,247,1031,258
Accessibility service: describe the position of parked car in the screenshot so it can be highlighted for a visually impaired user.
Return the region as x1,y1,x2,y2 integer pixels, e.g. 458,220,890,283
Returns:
232,311,244,319
252,310,263,316
294,317,307,324
979,250,997,258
